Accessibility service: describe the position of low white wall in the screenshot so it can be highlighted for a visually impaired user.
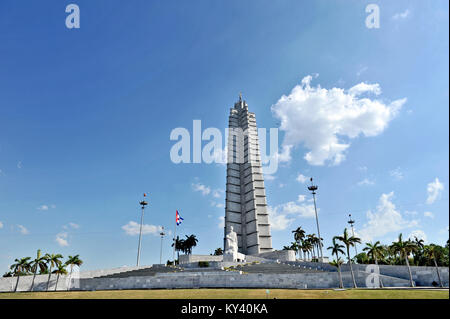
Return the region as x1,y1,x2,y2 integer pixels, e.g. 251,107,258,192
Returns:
2,263,447,292
78,265,153,279
286,260,450,287
64,271,412,291
179,255,223,264
0,265,155,293
254,250,296,261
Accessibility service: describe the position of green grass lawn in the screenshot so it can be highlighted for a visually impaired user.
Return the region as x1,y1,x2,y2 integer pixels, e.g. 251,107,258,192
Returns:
0,288,448,299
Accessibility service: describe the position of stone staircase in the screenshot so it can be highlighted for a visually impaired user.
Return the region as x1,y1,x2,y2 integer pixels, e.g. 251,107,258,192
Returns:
95,264,184,279
229,261,325,274
95,261,326,279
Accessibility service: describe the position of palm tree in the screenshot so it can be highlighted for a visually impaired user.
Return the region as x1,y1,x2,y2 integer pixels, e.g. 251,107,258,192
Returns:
184,234,198,254
334,228,361,288
290,242,299,259
307,234,317,260
390,234,417,287
316,236,324,260
65,255,83,290
171,236,184,261
297,241,304,260
282,245,291,250
330,258,345,289
45,253,63,291
53,264,68,291
10,257,31,292
328,239,345,288
384,244,398,265
413,236,425,251
300,240,308,261
30,249,48,292
303,240,313,261
363,241,384,288
413,236,425,265
292,227,306,242
424,245,443,288
214,248,223,256
308,234,323,261
292,227,306,259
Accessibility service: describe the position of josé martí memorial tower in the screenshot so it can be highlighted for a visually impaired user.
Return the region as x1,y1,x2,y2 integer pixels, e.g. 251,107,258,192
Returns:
224,94,273,255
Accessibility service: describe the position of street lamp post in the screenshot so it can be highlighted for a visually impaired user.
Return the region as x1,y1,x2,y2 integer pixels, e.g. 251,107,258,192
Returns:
308,177,323,260
348,214,358,256
159,227,165,265
136,199,148,267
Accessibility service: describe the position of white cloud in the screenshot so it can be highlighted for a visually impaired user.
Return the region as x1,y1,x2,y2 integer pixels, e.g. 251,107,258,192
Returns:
423,211,434,219
210,200,224,208
296,173,308,183
268,200,316,231
390,167,404,181
357,178,375,186
268,206,295,231
272,145,292,163
0,221,3,229
404,210,418,216
56,232,69,247
356,66,368,78
392,9,410,20
408,230,427,243
297,195,306,202
264,174,276,181
348,83,381,96
17,161,22,169
426,178,444,204
282,202,316,218
37,204,56,211
17,225,29,235
212,189,224,198
218,216,225,229
121,221,162,236
271,75,406,166
358,192,418,242
69,222,80,229
358,166,368,172
192,183,211,196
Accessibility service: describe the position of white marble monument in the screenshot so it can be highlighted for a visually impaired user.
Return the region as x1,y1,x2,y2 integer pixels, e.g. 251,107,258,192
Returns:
224,94,273,255
224,226,245,262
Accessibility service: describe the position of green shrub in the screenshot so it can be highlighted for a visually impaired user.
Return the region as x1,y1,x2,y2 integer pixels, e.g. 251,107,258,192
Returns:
198,261,210,268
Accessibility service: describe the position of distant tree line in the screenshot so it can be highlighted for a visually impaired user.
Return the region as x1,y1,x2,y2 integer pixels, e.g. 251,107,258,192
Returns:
284,226,449,289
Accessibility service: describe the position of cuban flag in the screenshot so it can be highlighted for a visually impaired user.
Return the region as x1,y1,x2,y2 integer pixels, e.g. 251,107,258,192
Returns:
175,210,184,226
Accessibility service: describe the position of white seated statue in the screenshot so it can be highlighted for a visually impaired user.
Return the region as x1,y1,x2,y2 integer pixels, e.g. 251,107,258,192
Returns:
225,226,238,255
224,226,245,262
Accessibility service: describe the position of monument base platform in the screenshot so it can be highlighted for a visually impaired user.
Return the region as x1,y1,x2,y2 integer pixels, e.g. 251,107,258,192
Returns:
178,249,296,265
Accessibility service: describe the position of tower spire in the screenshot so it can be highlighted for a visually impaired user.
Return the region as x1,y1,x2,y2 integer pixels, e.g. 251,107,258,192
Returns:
239,92,242,102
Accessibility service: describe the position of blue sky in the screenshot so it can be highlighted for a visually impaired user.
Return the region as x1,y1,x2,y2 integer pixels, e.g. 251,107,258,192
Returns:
0,0,448,272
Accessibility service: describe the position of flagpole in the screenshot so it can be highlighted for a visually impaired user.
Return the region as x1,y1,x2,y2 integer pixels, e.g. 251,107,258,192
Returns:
172,213,177,265
137,198,148,267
